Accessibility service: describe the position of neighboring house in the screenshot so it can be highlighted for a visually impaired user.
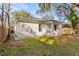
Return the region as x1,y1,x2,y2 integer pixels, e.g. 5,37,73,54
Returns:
11,18,63,37
62,24,73,35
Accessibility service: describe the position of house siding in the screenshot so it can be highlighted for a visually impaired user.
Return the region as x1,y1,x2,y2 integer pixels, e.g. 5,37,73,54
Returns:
15,22,38,37
13,20,63,38
14,22,59,37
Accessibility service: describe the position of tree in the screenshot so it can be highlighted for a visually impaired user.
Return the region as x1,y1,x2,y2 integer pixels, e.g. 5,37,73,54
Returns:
1,3,4,40
3,3,11,42
37,3,52,19
0,3,10,41
37,3,51,14
68,4,79,35
68,13,79,29
56,3,79,35
12,10,33,18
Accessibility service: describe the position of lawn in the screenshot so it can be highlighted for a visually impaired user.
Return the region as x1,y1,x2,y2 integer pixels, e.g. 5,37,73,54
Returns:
0,35,79,56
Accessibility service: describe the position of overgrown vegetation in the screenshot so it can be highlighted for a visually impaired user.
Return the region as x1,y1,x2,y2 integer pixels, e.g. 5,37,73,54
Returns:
0,36,79,56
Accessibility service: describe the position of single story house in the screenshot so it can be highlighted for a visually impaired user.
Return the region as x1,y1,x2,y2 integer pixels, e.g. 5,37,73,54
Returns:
11,18,63,37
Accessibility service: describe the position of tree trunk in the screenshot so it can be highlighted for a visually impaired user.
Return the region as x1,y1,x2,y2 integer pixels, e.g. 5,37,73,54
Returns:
75,23,79,36
4,3,11,42
1,3,4,41
71,21,77,35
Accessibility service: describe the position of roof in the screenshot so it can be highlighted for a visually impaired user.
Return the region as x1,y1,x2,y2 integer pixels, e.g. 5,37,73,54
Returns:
62,23,72,28
11,17,63,27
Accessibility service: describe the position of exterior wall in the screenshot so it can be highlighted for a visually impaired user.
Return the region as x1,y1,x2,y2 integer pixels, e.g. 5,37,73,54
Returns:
15,22,38,37
52,24,62,36
14,22,49,37
62,27,73,35
14,22,62,37
37,24,47,36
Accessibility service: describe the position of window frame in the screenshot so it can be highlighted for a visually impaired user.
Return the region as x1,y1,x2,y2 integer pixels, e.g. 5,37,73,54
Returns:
39,24,42,32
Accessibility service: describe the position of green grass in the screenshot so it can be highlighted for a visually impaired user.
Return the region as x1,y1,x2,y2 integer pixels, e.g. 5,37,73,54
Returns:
0,36,79,56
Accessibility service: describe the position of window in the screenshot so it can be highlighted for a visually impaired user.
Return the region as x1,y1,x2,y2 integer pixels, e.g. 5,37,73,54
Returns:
11,30,15,33
54,25,57,31
39,24,42,32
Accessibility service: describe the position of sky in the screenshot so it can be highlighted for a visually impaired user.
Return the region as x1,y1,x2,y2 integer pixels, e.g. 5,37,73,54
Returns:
10,3,60,19
0,3,42,18
10,3,42,18
0,3,78,24
0,3,71,24
0,3,61,19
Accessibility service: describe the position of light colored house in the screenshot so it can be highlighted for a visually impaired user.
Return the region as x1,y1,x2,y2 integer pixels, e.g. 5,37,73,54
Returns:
11,18,63,38
62,24,73,35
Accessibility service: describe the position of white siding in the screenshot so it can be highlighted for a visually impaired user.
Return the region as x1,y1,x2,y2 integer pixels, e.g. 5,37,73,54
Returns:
15,22,39,36
14,22,62,37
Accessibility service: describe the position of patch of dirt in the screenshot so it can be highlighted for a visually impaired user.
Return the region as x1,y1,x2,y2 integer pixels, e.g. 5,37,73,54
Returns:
57,35,75,43
4,40,26,47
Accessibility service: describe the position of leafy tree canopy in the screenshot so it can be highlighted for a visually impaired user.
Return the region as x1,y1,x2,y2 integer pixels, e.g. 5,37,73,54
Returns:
12,10,33,18
68,13,79,22
37,3,52,15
